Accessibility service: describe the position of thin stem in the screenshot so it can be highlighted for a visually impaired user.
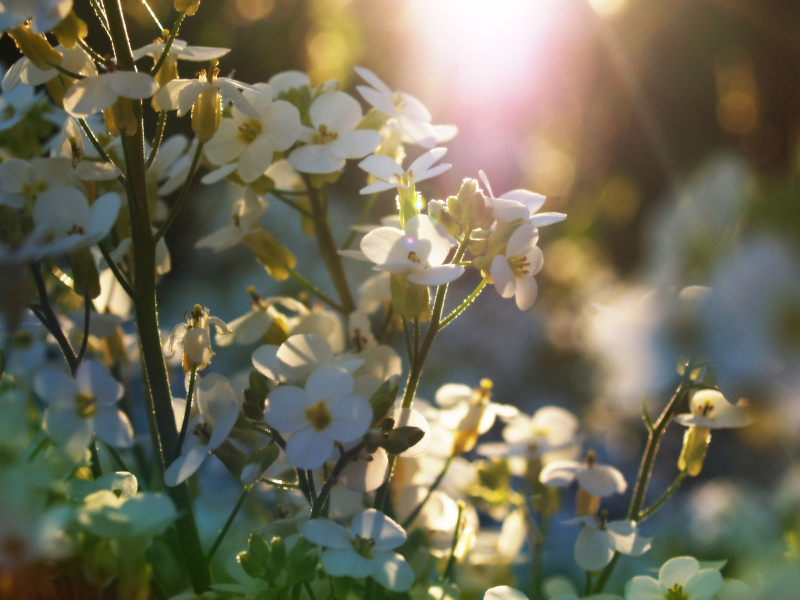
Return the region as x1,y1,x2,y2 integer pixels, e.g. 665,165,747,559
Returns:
442,501,464,582
401,454,454,529
309,442,366,518
206,484,252,561
98,241,137,298
146,110,168,169
77,119,125,183
270,190,313,218
173,366,197,460
151,11,186,77
287,268,345,314
76,293,91,366
402,317,413,365
30,263,78,375
77,38,107,64
304,179,356,313
637,470,688,521
306,469,317,499
413,317,420,369
439,278,487,330
88,0,111,35
258,477,300,490
341,192,378,250
531,516,547,600
89,439,103,479
47,61,85,79
154,142,204,242
103,442,131,473
141,0,164,30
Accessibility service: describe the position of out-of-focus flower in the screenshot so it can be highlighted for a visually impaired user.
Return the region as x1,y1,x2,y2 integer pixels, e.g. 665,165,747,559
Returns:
626,556,722,600
62,70,159,120
288,91,381,174
34,359,133,454
0,0,73,34
564,516,651,571
357,147,450,194
302,509,414,591
162,305,231,373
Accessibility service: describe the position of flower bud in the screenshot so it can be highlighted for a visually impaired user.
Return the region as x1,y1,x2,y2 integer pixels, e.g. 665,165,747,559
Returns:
448,178,492,231
381,425,425,455
241,229,297,281
51,10,88,49
368,375,400,426
678,425,710,476
262,314,290,345
175,0,202,16
104,97,137,137
9,25,63,71
390,273,431,322
191,86,221,143
67,247,101,299
576,488,600,518
428,200,461,238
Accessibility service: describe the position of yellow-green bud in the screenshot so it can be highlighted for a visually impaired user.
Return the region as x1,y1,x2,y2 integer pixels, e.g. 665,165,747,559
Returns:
67,247,101,299
447,179,493,231
356,108,390,132
241,229,297,281
191,86,221,143
175,0,201,16
104,97,137,137
390,273,431,322
9,25,63,71
428,200,461,238
678,425,710,476
51,10,88,49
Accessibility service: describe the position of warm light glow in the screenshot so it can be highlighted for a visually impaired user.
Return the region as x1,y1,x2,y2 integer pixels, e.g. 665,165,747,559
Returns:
587,0,627,16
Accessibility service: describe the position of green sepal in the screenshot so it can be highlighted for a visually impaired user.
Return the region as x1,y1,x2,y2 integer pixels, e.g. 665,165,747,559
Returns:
67,246,101,299
368,375,400,426
390,273,431,322
381,425,425,455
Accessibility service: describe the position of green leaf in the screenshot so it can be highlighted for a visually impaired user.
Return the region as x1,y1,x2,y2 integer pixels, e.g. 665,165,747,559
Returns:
237,550,261,579
248,533,271,570
331,577,353,599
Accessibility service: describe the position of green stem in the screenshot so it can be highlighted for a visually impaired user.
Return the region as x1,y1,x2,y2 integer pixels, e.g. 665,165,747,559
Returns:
206,484,252,561
309,442,365,518
88,0,111,35
402,317,413,365
154,142,204,242
89,439,103,479
439,278,487,330
442,501,464,582
304,180,355,313
77,119,125,183
592,365,694,593
531,516,547,600
146,110,168,169
637,470,688,521
30,263,77,375
150,11,186,77
76,292,91,366
376,305,393,342
103,442,131,473
47,61,85,79
287,268,345,314
401,454,454,529
258,478,300,490
270,190,312,218
341,191,378,250
104,0,210,590
172,365,197,460
77,38,107,64
98,241,137,299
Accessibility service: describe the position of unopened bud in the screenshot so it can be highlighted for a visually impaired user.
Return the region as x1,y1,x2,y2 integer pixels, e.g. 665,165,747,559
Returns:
389,273,431,322
428,200,461,238
104,97,137,137
9,25,63,70
191,86,221,143
241,229,297,281
67,247,101,299
211,439,247,479
175,0,202,16
397,186,420,227
448,178,491,231
576,488,600,517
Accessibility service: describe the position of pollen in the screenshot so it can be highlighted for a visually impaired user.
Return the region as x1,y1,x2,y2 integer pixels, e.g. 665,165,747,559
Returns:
350,534,375,559
237,118,263,144
75,392,97,418
305,401,332,431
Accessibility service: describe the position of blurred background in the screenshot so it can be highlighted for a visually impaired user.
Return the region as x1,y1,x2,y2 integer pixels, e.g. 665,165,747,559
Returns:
5,0,800,592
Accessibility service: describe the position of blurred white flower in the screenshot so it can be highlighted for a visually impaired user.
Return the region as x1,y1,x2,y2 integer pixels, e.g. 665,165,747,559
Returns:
252,333,362,386
357,147,450,195
479,170,565,228
565,516,651,571
62,71,159,118
626,556,722,600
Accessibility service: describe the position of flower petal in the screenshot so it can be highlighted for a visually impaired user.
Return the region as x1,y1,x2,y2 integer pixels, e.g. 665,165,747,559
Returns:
263,385,310,432
63,76,117,117
326,393,372,443
351,509,406,552
288,144,344,174
93,407,134,448
371,552,415,592
104,72,159,99
659,556,700,588
321,549,374,578
164,445,208,487
310,91,362,133
574,525,614,571
326,130,382,160
76,360,124,405
302,519,352,549
285,427,334,469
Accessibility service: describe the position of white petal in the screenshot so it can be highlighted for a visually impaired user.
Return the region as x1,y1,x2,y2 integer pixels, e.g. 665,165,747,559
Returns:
326,130,382,160
321,549,374,578
201,163,239,185
339,447,390,492
574,526,614,571
76,360,123,405
164,445,208,486
684,570,723,600
358,154,403,183
351,509,406,552
326,394,372,443
514,276,539,311
310,91,362,133
84,192,121,243
501,189,546,214
288,144,344,174
44,409,93,450
276,334,333,383
406,264,464,285
34,368,78,409
305,366,355,402
360,180,399,195
357,85,400,117
405,214,452,266
484,587,530,600
157,79,205,116
217,79,260,119
252,344,281,380
539,460,581,487
625,576,665,600
177,45,231,61
529,212,567,228
408,147,446,177
263,386,310,432
398,93,432,122
93,407,134,448
390,408,430,457
104,72,159,99
285,427,334,469
354,66,393,96
63,76,117,118
607,520,652,556
506,223,539,257
576,465,627,496
397,116,436,148
302,519,352,549
238,136,274,183
491,255,516,298
260,100,301,150
371,552,415,592
360,227,405,265
659,556,700,588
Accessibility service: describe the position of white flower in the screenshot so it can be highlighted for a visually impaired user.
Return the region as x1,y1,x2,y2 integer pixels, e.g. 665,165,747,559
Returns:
485,586,530,600
146,133,190,195
164,373,243,486
204,86,300,182
252,333,363,386
675,390,751,429
359,214,463,285
288,90,381,174
302,509,414,592
0,81,41,131
337,445,391,493
502,406,579,455
626,556,722,600
355,66,445,149
357,147,451,194
565,517,651,571
162,305,231,373
540,455,627,497
51,118,121,182
490,223,544,311
358,272,391,315
132,38,229,72
155,70,260,119
479,170,566,227
62,71,159,118
195,189,267,251
29,186,121,257
0,0,72,34
3,45,96,92
33,360,133,453
262,366,372,469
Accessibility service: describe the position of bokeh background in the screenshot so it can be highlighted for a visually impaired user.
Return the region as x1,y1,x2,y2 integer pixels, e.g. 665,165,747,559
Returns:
5,0,800,592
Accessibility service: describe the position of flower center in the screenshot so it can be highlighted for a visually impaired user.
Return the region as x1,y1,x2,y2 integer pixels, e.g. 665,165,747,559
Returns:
699,400,714,417
350,535,375,559
67,224,85,236
192,422,212,445
408,251,421,263
237,118,263,144
305,401,332,431
507,254,531,276
317,124,339,144
75,392,97,418
664,584,689,600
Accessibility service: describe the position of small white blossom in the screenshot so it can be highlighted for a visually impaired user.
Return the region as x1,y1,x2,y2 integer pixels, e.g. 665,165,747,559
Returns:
62,71,159,118
132,38,229,70
34,360,133,453
357,147,451,195
540,455,627,497
3,45,96,92
359,214,463,285
565,516,651,571
195,189,267,252
675,390,751,429
263,366,372,469
288,91,381,174
302,509,414,592
626,556,722,600
252,333,362,386
490,223,544,311
162,305,231,373
156,70,260,119
479,170,566,228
